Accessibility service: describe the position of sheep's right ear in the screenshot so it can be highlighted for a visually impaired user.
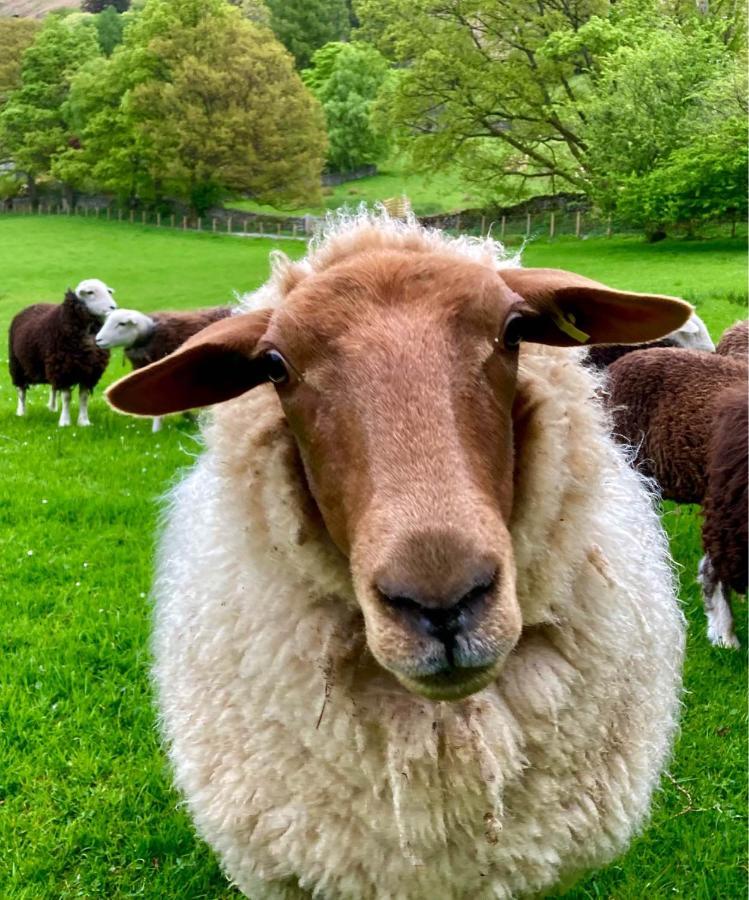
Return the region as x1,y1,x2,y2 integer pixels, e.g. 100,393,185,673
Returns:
106,310,273,416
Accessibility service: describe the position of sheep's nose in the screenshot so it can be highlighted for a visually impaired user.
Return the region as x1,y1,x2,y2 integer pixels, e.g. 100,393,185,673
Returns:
376,566,498,645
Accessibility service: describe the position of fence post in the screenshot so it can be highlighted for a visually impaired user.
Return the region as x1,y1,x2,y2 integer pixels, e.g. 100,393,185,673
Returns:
500,216,506,241
259,222,264,236
277,222,281,237
156,212,161,227
198,217,202,231
526,212,531,236
455,214,461,233
243,218,248,234
292,224,297,239
141,210,146,225
549,212,555,240
129,210,134,224
182,215,187,231
227,216,232,233
106,206,111,221
606,215,612,238
170,213,175,228
212,217,217,232
575,210,581,238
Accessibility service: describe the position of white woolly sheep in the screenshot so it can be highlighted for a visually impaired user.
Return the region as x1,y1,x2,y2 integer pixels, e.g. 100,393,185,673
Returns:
607,345,748,648
107,213,689,899
9,279,116,426
582,309,714,368
95,306,231,431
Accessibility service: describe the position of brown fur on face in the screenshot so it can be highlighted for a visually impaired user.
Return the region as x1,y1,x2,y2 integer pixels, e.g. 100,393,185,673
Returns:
107,235,691,701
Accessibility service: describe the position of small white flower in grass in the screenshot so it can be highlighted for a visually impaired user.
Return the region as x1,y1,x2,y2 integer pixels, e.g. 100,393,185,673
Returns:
141,467,147,472
139,592,146,598
42,499,48,504
75,581,81,586
26,549,33,556
83,562,89,568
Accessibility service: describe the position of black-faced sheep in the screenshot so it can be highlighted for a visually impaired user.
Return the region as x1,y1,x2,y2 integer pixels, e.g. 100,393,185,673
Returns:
94,306,232,431
582,310,714,368
9,279,116,427
106,213,689,899
607,346,748,647
715,319,748,359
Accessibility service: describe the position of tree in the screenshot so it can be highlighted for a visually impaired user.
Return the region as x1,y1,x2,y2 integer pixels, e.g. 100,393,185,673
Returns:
266,0,350,68
0,18,40,108
356,0,746,199
303,41,391,172
0,15,101,206
56,0,327,214
94,5,126,55
81,0,131,12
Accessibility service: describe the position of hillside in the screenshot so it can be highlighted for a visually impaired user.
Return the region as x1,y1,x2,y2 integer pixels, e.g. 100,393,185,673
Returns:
0,0,79,17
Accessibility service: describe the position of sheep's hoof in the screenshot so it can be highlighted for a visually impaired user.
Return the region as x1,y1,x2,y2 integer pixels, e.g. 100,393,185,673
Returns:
77,420,92,427
708,629,740,650
58,420,71,427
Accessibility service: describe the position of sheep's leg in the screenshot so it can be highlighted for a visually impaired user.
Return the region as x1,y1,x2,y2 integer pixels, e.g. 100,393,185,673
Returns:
698,555,739,649
48,387,59,411
15,387,26,417
77,388,92,427
151,416,162,433
58,389,72,427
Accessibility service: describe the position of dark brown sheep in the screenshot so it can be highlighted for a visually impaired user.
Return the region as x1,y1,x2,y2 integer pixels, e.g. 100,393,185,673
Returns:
715,320,748,359
9,279,116,426
607,347,748,647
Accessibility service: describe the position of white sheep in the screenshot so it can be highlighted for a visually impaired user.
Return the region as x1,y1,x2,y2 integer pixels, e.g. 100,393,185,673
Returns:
95,306,231,431
9,279,116,426
107,213,688,899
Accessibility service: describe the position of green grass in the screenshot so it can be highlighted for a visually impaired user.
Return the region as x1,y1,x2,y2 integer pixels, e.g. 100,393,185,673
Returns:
0,216,746,898
229,157,493,217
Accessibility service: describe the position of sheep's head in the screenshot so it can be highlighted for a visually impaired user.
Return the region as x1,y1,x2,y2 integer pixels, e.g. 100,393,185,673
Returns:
75,278,117,319
96,309,153,350
107,247,690,701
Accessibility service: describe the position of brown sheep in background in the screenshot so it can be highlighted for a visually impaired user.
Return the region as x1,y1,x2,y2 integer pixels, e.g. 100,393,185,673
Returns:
715,319,748,359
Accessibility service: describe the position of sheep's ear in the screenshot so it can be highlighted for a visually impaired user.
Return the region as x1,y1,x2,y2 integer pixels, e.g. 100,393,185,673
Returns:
106,310,273,416
498,268,692,346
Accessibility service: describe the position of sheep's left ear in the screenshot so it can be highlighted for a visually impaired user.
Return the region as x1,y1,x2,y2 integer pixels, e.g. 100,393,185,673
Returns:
106,310,273,416
498,268,692,346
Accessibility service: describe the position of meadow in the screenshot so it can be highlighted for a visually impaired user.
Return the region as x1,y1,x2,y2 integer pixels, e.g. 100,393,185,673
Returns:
0,215,746,898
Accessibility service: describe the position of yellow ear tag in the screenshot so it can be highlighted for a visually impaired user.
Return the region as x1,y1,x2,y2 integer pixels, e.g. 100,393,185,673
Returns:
551,309,590,343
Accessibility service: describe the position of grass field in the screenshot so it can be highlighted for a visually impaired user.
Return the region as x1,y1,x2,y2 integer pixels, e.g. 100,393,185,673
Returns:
0,216,746,898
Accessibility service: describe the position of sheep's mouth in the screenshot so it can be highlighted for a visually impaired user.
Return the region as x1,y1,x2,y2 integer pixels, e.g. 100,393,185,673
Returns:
396,662,499,701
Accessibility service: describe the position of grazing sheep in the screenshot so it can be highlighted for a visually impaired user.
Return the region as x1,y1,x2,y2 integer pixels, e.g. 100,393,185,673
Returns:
607,347,748,648
715,319,748,359
9,279,116,426
582,310,714,368
95,306,232,431
107,214,690,899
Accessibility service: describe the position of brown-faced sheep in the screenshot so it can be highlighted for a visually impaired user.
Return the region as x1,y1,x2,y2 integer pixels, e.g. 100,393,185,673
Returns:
715,319,748,359
607,346,748,647
9,279,116,426
95,306,232,431
106,213,690,899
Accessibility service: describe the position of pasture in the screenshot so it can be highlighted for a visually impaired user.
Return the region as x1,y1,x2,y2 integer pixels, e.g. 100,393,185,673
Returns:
0,216,746,898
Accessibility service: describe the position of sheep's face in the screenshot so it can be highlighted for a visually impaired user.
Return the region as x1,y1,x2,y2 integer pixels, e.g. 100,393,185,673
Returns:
75,279,117,320
96,309,150,349
107,243,692,701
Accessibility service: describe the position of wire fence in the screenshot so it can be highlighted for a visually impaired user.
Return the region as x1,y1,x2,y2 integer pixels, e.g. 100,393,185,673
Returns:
0,201,743,243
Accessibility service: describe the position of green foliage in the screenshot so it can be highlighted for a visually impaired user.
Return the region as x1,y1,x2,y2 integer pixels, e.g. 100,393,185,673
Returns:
0,16,101,199
94,5,125,55
266,0,350,68
0,18,40,108
0,215,746,897
55,0,327,214
303,41,391,172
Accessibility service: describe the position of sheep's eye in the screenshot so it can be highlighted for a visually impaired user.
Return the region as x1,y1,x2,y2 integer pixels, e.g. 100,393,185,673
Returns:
107,288,114,295
264,350,290,384
117,322,127,328
501,313,525,351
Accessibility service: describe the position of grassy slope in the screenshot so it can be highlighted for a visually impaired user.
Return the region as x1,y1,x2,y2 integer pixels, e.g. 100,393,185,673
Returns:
0,217,746,898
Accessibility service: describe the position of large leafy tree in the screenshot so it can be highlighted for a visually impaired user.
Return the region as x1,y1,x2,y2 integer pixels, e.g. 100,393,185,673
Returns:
0,15,100,206
0,18,40,108
56,0,327,214
356,0,746,200
303,41,391,172
266,0,350,68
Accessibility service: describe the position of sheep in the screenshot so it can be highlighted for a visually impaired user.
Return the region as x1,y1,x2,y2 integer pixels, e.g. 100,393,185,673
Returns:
106,212,690,900
715,319,748,359
607,347,748,648
95,306,232,431
582,310,714,368
9,279,116,427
